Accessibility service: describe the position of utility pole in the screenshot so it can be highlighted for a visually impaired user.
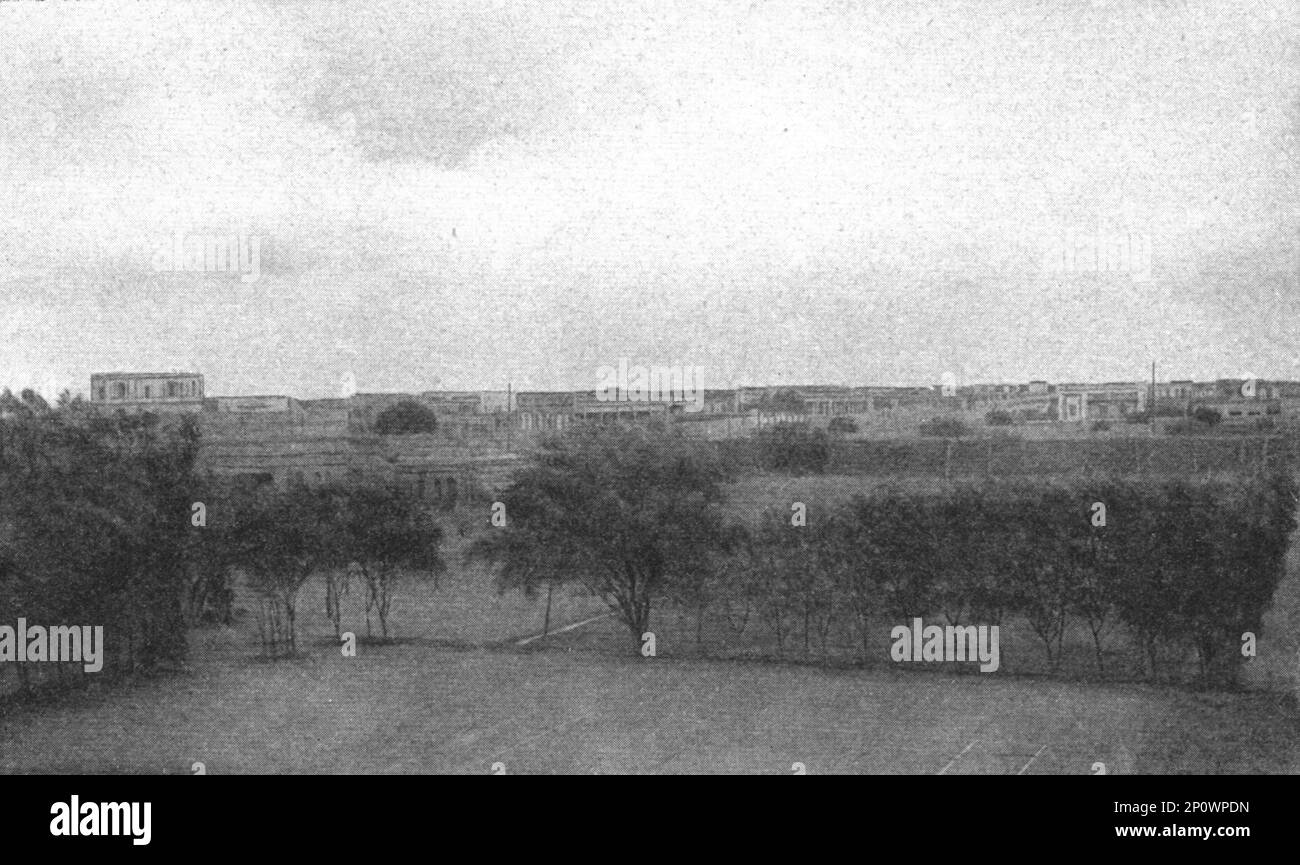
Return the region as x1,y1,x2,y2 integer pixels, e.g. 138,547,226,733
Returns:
506,381,512,453
1150,360,1156,436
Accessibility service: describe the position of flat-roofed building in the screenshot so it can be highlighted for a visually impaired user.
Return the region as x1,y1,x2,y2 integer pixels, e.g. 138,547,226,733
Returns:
1056,382,1145,422
90,372,204,413
211,395,294,413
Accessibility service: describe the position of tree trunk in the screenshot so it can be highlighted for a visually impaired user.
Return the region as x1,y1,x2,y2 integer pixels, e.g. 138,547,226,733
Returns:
803,605,811,655
857,610,871,663
378,574,392,640
1143,632,1159,681
543,582,554,636
326,577,340,640
1090,623,1105,674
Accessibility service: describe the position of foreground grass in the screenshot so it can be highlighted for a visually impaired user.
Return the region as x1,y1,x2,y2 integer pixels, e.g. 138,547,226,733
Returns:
0,634,1295,774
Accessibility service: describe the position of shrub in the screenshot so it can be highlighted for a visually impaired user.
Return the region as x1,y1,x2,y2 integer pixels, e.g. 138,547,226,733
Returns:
755,422,830,474
917,417,968,438
1192,406,1221,426
827,416,858,436
374,400,438,435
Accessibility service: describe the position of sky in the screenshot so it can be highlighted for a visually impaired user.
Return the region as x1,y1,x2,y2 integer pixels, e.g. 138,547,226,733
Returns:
1,0,1298,399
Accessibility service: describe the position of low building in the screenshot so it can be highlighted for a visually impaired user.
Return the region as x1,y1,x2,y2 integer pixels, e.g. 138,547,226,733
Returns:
90,372,204,413
1200,400,1281,429
211,395,294,413
1056,382,1145,422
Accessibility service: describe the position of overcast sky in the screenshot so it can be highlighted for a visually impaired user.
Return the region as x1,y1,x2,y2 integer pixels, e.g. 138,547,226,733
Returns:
2,0,1298,398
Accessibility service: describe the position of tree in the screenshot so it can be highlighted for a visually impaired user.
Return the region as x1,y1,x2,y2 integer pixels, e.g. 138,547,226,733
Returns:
223,483,346,656
0,401,200,688
846,489,937,621
374,400,438,435
818,507,876,661
469,422,736,654
343,485,445,640
1069,514,1120,675
984,408,1014,426
1014,488,1075,671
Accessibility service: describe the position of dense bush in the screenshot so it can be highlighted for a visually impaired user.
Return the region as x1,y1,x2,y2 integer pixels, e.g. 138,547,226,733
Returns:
985,409,1015,426
1193,406,1222,426
918,417,969,437
827,416,858,435
0,399,201,688
825,435,1291,477
754,422,830,474
374,400,438,435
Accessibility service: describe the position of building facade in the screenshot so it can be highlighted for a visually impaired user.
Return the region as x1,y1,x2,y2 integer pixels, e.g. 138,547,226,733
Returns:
90,372,204,413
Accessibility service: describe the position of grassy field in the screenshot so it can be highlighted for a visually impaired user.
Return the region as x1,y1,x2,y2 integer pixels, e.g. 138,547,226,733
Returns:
1,634,1296,774
718,432,1297,479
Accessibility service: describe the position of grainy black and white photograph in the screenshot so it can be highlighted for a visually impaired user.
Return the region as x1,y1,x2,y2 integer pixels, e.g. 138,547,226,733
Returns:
1,0,1298,802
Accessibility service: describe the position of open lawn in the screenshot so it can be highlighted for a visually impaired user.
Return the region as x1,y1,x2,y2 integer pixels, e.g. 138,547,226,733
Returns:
0,638,1294,774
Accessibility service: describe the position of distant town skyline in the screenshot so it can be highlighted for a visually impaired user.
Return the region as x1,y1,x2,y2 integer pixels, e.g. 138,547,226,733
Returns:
7,366,1300,404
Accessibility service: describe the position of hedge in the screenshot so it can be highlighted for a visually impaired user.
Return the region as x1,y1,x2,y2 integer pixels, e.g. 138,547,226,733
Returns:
729,474,1297,686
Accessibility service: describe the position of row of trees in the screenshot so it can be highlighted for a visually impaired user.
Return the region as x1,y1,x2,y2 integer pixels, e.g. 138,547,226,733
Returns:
198,481,445,655
720,477,1296,684
1,393,448,695
476,422,1297,687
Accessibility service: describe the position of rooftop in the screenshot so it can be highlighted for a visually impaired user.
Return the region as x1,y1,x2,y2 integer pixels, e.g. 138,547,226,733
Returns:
91,371,202,379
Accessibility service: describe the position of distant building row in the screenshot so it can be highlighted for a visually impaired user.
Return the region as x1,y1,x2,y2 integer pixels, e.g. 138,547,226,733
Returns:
87,371,1300,428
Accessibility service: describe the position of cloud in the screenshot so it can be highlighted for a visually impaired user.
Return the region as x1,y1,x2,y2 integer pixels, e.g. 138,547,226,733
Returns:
2,0,1298,395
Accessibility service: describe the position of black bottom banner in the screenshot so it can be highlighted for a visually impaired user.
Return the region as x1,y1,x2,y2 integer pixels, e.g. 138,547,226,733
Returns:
0,774,1283,854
